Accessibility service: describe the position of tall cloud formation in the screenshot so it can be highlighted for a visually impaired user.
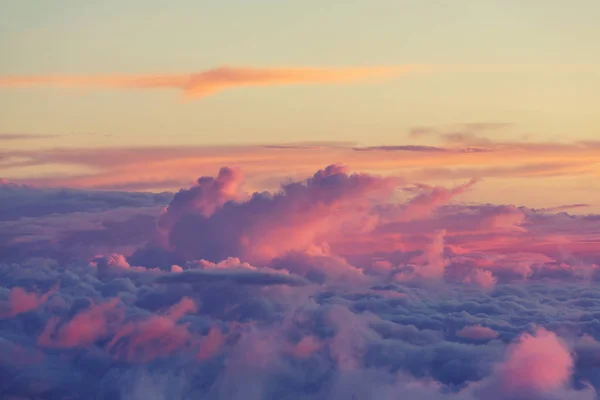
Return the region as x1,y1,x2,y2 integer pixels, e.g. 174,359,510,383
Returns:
0,165,600,399
148,164,399,265
0,65,411,99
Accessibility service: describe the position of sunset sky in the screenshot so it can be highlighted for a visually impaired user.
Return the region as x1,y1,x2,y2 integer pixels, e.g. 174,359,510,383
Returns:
1,0,600,210
1,3,600,399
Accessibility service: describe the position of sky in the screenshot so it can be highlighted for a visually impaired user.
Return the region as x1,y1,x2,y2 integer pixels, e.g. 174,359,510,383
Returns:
1,1,599,147
1,2,600,399
1,0,599,210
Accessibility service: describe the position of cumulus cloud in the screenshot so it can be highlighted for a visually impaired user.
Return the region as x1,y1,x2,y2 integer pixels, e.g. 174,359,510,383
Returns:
142,164,400,265
492,328,573,395
38,298,123,348
456,325,499,341
0,164,600,398
0,286,56,318
471,328,595,400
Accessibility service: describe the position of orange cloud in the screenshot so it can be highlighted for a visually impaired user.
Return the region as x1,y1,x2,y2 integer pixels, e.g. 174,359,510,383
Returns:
0,65,414,99
7,143,595,192
456,325,499,340
2,135,599,214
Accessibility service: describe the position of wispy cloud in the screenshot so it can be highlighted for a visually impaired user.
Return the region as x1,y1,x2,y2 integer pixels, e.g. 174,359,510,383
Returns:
2,135,599,192
0,65,415,99
409,123,515,144
0,133,59,141
538,204,590,213
353,145,448,152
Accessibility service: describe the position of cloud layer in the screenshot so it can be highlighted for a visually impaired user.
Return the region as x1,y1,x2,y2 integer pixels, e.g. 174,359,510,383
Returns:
1,165,599,399
2,129,598,210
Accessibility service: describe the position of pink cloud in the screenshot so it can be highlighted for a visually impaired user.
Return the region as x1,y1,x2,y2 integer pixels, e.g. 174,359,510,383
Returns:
289,335,321,359
171,264,184,273
482,328,575,397
399,179,477,221
157,167,243,243
91,253,163,275
2,161,600,398
38,298,123,348
456,325,499,340
107,297,197,363
480,205,527,232
154,164,401,264
416,230,447,280
5,137,599,203
197,327,227,361
462,269,497,289
0,286,56,318
110,164,600,288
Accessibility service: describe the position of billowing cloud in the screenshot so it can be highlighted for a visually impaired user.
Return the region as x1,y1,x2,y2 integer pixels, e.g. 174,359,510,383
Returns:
38,298,123,348
472,328,589,400
142,164,400,265
495,328,573,395
0,65,412,99
457,325,499,341
0,164,599,398
0,286,56,318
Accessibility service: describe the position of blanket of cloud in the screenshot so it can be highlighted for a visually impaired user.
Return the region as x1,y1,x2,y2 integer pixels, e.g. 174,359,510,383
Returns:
1,165,600,399
0,181,172,264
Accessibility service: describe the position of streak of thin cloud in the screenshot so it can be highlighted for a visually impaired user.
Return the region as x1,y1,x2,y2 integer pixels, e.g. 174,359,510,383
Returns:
0,65,419,99
0,133,59,141
3,138,600,192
